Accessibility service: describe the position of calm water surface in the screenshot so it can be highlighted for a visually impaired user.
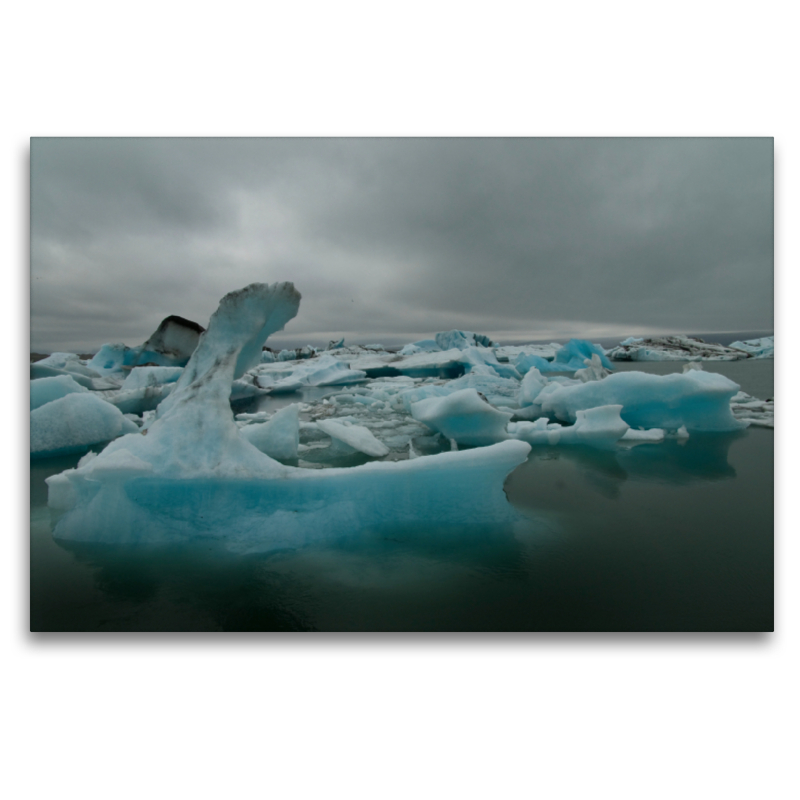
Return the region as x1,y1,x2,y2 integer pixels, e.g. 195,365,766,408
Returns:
30,360,773,632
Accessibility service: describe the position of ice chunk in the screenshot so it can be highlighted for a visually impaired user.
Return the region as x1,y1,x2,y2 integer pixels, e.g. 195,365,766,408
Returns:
30,361,96,388
87,343,137,375
134,315,205,367
240,404,300,460
607,335,750,362
518,367,548,408
620,427,666,445
45,282,531,552
728,336,774,359
730,391,774,428
574,353,612,383
316,419,391,457
513,352,553,376
548,339,613,372
30,374,88,410
31,392,139,458
107,384,176,415
435,330,495,350
509,405,629,449
458,347,521,380
399,339,440,355
536,370,745,432
48,438,531,551
411,388,512,446
122,366,184,391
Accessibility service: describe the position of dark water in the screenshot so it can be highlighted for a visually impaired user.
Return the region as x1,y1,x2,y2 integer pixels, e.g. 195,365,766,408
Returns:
30,361,773,632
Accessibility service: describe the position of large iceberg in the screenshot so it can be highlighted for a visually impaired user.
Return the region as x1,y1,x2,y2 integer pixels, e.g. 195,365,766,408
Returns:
606,335,752,362
46,282,531,552
534,370,745,432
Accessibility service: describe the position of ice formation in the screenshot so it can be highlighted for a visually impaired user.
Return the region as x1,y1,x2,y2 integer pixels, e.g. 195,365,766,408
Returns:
410,388,513,446
36,274,773,555
30,374,88,410
240,403,301,460
606,335,758,362
728,336,774,359
45,282,531,551
509,405,629,448
534,370,745,432
548,339,614,372
316,419,391,457
31,392,139,458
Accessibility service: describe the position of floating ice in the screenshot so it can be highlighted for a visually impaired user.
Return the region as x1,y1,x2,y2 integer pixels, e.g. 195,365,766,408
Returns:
399,339,440,355
435,330,495,350
410,388,512,446
254,354,367,388
31,392,139,458
135,315,205,367
240,403,301,460
548,339,613,372
620,427,666,445
47,282,530,552
458,347,521,380
509,404,629,448
316,419,391,457
108,383,176,415
30,374,88,410
535,369,745,432
121,366,184,391
513,352,553,376
607,335,750,362
574,353,612,383
728,336,774,359
730,391,774,428
518,368,548,409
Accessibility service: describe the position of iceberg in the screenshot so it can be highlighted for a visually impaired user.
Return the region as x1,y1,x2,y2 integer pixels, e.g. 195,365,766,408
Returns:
316,419,391,457
46,282,530,552
434,330,495,350
134,315,205,368
254,354,367,388
509,405,629,449
535,369,745,432
410,388,512,446
728,336,774,359
31,392,139,458
30,374,88,410
513,352,553,376
606,335,751,362
240,403,301,460
87,317,205,376
548,339,613,372
458,347,521,380
121,366,184,391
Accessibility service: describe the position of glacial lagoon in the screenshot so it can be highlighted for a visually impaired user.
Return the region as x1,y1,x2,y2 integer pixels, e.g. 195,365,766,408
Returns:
30,359,773,632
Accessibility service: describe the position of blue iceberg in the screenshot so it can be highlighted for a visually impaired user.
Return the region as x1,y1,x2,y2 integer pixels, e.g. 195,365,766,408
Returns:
46,282,530,552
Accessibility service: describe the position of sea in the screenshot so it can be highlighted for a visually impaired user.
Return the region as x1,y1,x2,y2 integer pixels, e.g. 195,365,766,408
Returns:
30,358,773,632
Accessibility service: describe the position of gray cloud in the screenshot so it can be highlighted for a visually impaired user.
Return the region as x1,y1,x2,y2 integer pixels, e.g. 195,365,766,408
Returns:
30,137,773,352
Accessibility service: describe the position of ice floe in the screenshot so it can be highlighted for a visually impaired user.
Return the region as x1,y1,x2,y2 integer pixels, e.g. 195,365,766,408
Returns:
606,335,760,362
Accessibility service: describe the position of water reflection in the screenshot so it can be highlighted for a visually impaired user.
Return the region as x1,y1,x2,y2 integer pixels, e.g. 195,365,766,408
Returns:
507,430,743,510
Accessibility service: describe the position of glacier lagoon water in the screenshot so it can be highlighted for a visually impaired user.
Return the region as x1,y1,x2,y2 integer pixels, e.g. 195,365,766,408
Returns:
30,360,773,632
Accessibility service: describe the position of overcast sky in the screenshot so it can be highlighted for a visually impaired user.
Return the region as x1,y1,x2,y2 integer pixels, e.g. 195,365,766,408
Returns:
30,137,773,352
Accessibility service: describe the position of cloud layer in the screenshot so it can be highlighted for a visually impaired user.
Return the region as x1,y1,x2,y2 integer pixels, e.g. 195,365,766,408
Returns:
31,137,773,352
